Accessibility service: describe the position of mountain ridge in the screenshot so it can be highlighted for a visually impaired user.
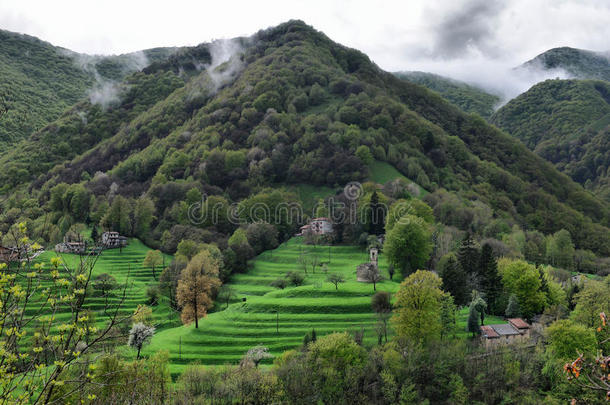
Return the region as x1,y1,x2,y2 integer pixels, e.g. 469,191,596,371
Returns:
1,20,609,256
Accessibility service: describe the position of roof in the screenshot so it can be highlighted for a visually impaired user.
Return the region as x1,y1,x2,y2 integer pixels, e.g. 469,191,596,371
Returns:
508,318,530,329
490,324,520,336
480,325,499,338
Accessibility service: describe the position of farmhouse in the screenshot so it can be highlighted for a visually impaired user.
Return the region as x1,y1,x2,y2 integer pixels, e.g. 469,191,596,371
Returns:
298,217,333,236
55,241,86,254
480,318,531,349
101,231,128,249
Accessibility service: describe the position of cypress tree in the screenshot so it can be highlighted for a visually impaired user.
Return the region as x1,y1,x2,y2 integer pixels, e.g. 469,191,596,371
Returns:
458,233,479,275
478,244,502,314
467,305,480,337
440,255,468,306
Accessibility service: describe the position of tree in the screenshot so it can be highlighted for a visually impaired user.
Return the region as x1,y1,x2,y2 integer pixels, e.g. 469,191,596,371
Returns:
91,225,99,243
571,278,610,327
0,223,134,403
505,294,521,318
218,285,237,309
388,263,395,281
467,305,480,337
367,191,385,235
391,270,443,343
176,251,221,328
134,196,155,240
143,249,164,280
458,232,479,275
498,258,547,319
271,277,288,289
383,214,432,278
128,322,155,359
546,229,575,270
243,345,273,367
440,293,457,339
133,304,154,325
93,273,118,297
471,294,487,326
355,145,373,165
546,319,596,360
327,273,345,290
286,271,305,287
439,254,468,306
372,291,392,343
478,243,502,314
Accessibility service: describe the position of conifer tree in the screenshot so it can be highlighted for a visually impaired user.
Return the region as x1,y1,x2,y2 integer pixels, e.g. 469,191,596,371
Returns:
478,244,502,314
440,255,468,306
467,305,480,337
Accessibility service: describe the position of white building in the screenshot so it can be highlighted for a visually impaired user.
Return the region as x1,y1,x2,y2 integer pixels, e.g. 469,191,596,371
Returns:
101,232,128,249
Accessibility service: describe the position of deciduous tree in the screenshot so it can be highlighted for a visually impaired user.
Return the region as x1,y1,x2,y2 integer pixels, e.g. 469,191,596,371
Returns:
176,251,221,328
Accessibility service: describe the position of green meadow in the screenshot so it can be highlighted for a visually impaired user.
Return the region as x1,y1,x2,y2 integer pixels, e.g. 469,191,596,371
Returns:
142,238,401,375
29,239,177,335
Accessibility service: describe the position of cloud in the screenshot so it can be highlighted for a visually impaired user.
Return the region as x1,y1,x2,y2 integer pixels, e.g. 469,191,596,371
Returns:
428,0,506,59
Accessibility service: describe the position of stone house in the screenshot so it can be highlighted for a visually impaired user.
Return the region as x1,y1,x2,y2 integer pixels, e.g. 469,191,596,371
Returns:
298,218,333,236
480,318,531,349
101,232,128,249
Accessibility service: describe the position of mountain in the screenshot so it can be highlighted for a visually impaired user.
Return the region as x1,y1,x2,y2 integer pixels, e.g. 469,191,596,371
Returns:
1,20,609,256
0,29,177,151
521,47,610,81
394,71,500,119
492,79,610,201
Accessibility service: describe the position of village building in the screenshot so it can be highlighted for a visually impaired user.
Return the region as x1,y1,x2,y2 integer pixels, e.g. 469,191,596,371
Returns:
298,218,333,236
0,245,19,263
480,318,531,349
357,247,380,282
55,241,86,255
101,231,128,249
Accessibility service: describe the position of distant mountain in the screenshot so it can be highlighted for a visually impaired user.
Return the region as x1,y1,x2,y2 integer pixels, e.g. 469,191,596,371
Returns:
0,20,608,256
521,47,610,81
492,79,610,201
394,71,500,119
0,29,177,150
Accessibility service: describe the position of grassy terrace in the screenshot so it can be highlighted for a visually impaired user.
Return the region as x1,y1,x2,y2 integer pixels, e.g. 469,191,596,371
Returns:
27,239,177,335
143,238,400,375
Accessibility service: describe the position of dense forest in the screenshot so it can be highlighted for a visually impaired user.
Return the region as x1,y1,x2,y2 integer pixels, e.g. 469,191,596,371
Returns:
0,29,176,151
521,47,610,82
492,79,610,202
394,71,501,119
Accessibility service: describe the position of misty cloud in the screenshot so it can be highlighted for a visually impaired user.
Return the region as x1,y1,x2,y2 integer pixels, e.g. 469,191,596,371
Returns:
185,38,244,102
429,0,505,59
65,50,152,108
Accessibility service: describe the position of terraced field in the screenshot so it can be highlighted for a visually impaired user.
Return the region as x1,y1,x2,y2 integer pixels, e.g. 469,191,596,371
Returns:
29,239,177,335
143,238,401,374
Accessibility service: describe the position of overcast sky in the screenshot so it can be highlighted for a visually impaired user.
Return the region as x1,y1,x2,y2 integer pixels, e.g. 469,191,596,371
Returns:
2,0,609,98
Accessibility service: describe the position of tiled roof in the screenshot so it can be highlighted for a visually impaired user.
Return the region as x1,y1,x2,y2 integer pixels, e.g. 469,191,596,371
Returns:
490,324,520,336
480,325,499,338
508,318,530,329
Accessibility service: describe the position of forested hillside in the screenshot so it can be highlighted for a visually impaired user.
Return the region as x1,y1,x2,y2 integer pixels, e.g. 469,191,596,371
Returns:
521,46,610,81
0,29,176,150
1,20,609,257
395,71,500,119
492,79,610,201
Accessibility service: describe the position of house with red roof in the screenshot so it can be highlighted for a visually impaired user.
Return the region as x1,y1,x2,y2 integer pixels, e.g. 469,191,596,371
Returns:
480,318,531,349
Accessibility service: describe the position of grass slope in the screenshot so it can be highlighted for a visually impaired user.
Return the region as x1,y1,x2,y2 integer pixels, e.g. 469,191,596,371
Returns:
142,238,495,376
30,239,176,336
143,238,400,375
